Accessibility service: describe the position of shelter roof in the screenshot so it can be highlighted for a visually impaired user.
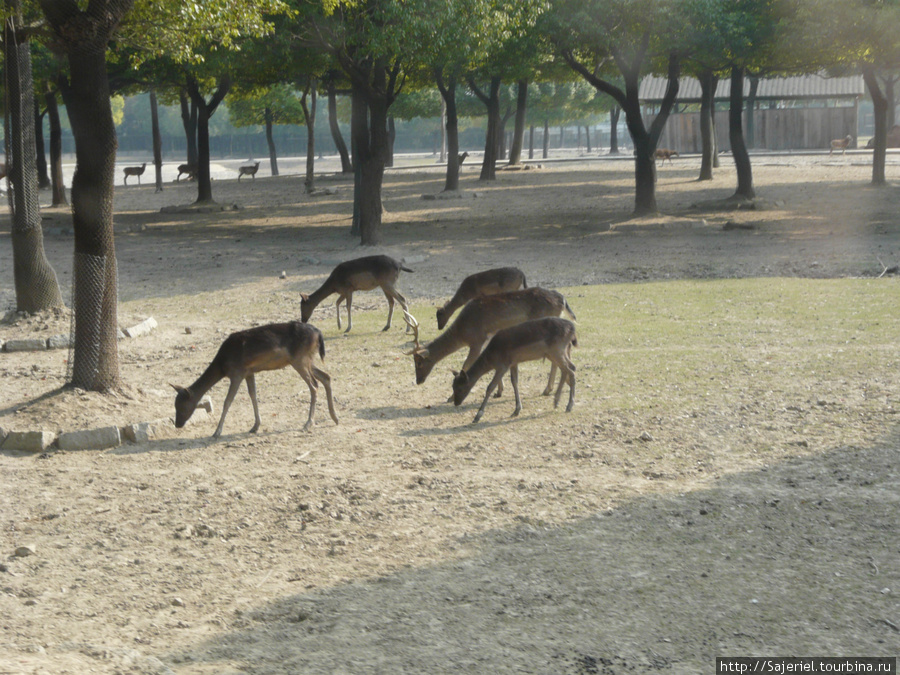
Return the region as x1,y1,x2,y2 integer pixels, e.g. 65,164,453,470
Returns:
639,73,865,102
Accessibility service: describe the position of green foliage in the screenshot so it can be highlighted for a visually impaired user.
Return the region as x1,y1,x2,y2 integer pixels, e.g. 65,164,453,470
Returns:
228,84,308,127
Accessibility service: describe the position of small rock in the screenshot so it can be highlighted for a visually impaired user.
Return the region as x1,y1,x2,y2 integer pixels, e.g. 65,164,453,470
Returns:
184,327,192,335
15,545,36,557
639,431,654,442
172,597,185,607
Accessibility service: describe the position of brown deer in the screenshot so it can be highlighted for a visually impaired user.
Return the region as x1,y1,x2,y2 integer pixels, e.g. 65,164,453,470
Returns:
452,317,577,423
436,267,527,329
406,287,576,397
238,161,260,181
176,163,197,181
301,255,414,333
830,135,853,154
458,151,469,166
123,163,147,185
171,322,338,437
654,148,678,164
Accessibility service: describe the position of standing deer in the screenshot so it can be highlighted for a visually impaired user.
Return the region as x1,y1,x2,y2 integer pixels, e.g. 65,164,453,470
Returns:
238,161,260,181
406,286,576,397
171,322,338,437
301,255,414,333
654,149,678,164
436,267,527,329
123,163,147,185
830,135,853,154
452,317,577,423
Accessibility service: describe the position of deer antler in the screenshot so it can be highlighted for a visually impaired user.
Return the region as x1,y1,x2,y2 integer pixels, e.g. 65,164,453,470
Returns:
402,309,422,355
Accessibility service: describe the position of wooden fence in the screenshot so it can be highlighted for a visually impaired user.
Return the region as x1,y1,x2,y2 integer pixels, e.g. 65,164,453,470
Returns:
649,105,859,152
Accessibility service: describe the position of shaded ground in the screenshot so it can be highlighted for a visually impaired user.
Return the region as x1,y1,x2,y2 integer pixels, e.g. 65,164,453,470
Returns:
1,153,899,673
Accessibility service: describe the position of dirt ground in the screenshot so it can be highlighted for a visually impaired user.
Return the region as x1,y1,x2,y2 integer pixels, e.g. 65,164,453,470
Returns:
1,152,899,673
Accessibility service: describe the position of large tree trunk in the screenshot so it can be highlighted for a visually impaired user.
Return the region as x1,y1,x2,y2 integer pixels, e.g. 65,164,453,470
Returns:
300,81,317,192
349,69,390,246
34,101,51,189
179,89,198,167
470,76,502,181
698,70,717,181
150,89,163,191
264,107,279,177
863,65,888,186
507,79,528,166
745,76,759,149
186,75,231,204
436,70,461,192
327,78,353,174
609,105,621,154
5,1,64,314
729,65,755,200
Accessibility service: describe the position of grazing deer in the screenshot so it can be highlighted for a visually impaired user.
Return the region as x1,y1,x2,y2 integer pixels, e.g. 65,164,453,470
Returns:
171,321,338,437
301,255,414,333
452,317,577,423
830,135,853,154
406,286,576,397
436,267,527,329
123,163,147,185
176,163,197,181
238,161,260,181
654,148,678,164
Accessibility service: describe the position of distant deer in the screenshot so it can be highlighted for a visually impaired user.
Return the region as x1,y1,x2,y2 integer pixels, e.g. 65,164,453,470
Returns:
176,163,197,181
452,317,577,423
171,322,338,437
436,267,527,329
301,255,414,333
457,151,469,166
830,135,853,154
238,161,260,181
123,163,147,185
406,286,576,397
654,148,678,164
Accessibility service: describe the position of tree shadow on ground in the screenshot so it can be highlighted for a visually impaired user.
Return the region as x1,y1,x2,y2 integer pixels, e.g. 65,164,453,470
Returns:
161,438,900,673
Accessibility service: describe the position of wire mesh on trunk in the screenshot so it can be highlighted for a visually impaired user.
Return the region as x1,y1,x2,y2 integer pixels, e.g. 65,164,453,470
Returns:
67,252,117,389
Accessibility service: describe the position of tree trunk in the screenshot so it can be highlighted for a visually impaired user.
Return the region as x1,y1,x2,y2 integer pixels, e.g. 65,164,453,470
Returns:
386,116,395,168
349,67,390,246
58,45,123,391
327,79,353,174
698,70,716,181
150,89,163,191
34,101,51,189
507,79,528,165
439,96,446,163
470,76,501,181
179,89,198,167
609,105,620,154
46,85,67,206
542,118,550,158
585,126,592,153
528,125,534,159
5,2,64,314
863,65,887,186
729,65,755,200
436,70,461,192
186,76,231,204
300,82,317,192
350,83,365,237
264,107,279,177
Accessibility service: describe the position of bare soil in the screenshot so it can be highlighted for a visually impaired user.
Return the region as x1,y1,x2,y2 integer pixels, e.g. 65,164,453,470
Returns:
1,153,899,673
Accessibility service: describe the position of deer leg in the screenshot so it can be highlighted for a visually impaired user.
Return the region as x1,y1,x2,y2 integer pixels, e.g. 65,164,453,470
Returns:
246,373,262,433
542,363,558,396
473,368,506,423
509,365,522,417
334,295,345,331
383,294,395,331
344,293,354,333
213,375,245,438
312,365,339,425
389,287,411,332
294,366,319,431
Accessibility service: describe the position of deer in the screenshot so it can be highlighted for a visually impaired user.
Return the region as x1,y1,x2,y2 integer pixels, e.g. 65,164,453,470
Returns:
171,321,338,438
654,148,678,164
176,163,197,181
830,135,853,154
123,163,147,185
452,317,577,423
238,161,260,181
458,151,469,166
301,255,414,333
405,286,576,399
436,267,527,330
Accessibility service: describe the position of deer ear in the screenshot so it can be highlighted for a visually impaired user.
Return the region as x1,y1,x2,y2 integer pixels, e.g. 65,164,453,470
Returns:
170,383,186,394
